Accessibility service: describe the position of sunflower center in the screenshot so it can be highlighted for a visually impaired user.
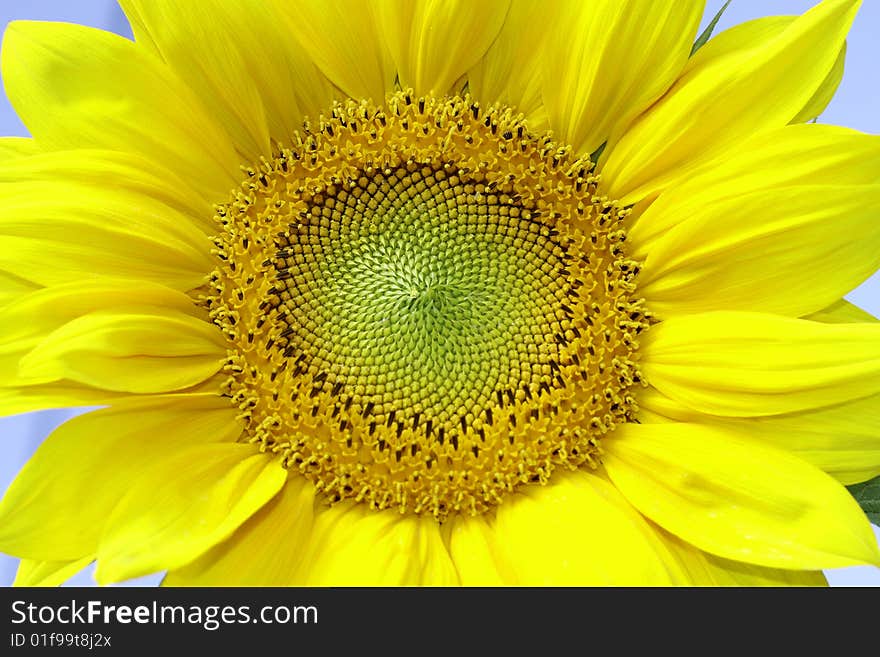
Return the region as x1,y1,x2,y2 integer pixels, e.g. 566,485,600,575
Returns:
280,164,573,439
208,92,648,519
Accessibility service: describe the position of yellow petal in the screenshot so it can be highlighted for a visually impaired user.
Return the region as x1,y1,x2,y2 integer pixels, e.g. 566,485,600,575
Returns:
0,280,202,358
292,502,459,586
0,270,38,310
280,0,394,102
806,298,878,324
543,0,704,157
1,20,240,199
0,235,208,292
683,11,846,126
639,386,880,487
0,382,122,418
0,395,241,561
466,0,549,129
628,126,880,317
374,0,509,96
630,124,880,257
793,42,847,123
164,476,316,586
726,396,880,487
445,514,516,585
604,422,880,569
13,557,93,587
457,470,686,585
96,445,285,584
18,309,225,393
0,137,38,160
639,183,880,318
659,530,827,586
642,311,880,416
0,177,213,255
120,0,333,158
0,178,214,290
0,376,223,420
601,0,860,204
644,301,879,483
0,282,204,392
0,148,216,233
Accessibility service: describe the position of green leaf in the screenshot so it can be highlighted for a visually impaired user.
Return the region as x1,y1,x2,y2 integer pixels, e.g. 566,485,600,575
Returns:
847,475,880,525
691,0,732,56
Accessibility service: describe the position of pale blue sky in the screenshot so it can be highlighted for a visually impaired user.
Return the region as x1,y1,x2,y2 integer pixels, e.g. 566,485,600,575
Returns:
0,0,878,587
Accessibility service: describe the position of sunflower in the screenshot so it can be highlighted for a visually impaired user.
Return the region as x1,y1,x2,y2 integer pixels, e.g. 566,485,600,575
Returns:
1,0,879,587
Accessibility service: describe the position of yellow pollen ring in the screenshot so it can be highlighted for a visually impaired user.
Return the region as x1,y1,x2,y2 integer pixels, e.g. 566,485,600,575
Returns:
207,91,648,520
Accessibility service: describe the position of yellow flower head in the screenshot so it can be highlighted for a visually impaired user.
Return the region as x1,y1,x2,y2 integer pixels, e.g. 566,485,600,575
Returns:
0,0,879,586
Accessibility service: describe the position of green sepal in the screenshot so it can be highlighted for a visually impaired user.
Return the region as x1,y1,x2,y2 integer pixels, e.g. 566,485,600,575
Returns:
691,0,732,56
847,475,880,525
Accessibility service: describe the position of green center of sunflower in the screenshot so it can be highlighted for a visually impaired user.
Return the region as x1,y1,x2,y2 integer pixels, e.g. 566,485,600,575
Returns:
279,165,572,440
208,91,648,520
